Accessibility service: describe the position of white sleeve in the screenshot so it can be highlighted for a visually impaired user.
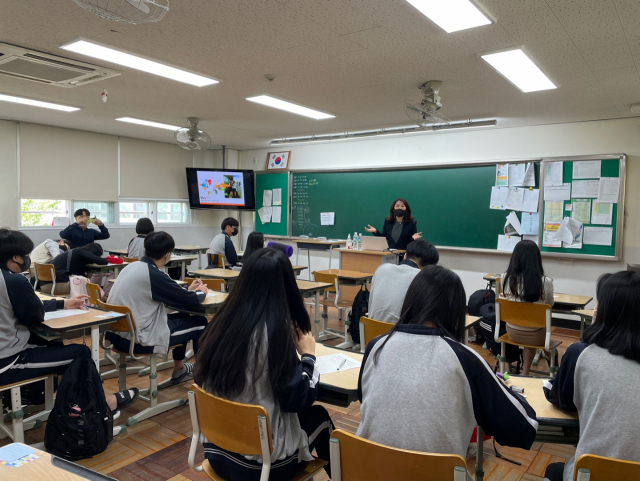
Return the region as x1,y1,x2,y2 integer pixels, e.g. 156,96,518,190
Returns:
45,240,61,259
545,278,555,306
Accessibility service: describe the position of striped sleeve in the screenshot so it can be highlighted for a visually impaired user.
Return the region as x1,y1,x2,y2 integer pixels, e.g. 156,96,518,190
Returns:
543,342,587,411
280,354,319,413
442,338,539,449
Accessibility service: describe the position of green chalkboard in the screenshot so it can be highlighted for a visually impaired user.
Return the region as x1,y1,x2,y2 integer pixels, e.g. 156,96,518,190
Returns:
541,158,621,258
291,163,539,250
255,172,289,236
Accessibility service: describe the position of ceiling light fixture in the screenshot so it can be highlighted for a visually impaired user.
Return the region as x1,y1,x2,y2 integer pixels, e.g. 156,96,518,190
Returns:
61,40,219,87
246,95,335,120
270,119,497,145
481,49,556,93
116,117,181,131
0,93,80,112
406,0,492,33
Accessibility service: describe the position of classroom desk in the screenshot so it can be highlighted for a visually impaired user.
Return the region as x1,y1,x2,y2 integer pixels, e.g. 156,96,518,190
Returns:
105,248,128,256
188,268,240,290
573,309,594,339
163,255,198,280
474,376,579,481
297,280,334,340
463,315,481,345
294,239,346,280
86,262,129,279
109,278,187,286
483,273,501,289
167,291,228,316
174,245,209,269
0,443,116,480
336,248,398,302
314,343,363,407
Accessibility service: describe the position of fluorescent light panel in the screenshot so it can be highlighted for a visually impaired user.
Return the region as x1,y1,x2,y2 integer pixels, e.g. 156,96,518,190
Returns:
481,49,556,93
62,40,218,87
116,117,181,131
246,95,335,120
0,93,79,112
406,0,491,33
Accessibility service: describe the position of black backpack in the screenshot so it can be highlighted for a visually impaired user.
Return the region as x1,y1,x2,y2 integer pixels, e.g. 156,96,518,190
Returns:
348,286,369,344
477,303,522,372
468,283,495,317
45,358,113,461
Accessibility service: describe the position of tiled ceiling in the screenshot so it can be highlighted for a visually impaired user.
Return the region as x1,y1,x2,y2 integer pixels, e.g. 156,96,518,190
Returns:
0,0,639,149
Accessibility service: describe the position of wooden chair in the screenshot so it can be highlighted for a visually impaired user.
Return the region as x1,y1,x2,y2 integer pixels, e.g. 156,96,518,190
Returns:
98,300,185,426
185,277,225,292
0,375,54,443
494,298,561,376
329,429,467,481
358,316,394,353
33,262,56,292
574,454,640,480
207,253,225,268
312,271,351,344
188,384,327,481
86,281,102,306
123,257,139,263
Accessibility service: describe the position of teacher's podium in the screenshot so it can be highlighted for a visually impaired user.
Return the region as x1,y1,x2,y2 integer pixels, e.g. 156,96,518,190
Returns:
336,248,402,302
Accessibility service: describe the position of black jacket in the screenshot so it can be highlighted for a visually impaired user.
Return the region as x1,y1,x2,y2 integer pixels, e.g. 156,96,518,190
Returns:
59,223,110,248
44,248,108,284
373,218,418,250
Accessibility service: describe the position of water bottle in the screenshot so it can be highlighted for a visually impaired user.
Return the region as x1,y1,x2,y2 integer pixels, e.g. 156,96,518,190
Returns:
353,232,358,251
346,234,352,250
358,232,363,250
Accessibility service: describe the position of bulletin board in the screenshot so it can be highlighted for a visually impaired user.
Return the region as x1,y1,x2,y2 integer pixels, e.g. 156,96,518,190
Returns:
540,155,625,261
255,172,289,236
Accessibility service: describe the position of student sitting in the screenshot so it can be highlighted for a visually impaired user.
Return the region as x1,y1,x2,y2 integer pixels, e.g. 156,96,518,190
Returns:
41,243,108,295
368,239,439,323
357,265,538,472
127,217,154,259
207,217,239,267
107,232,209,385
31,238,70,265
243,231,264,260
0,229,138,412
195,248,333,481
59,208,110,248
543,271,640,481
501,240,554,375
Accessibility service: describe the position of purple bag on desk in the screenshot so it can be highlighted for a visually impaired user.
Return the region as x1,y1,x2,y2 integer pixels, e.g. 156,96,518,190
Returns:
267,241,293,258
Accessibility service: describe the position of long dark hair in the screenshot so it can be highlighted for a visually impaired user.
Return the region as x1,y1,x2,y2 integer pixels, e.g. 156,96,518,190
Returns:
374,265,466,362
503,240,546,302
385,197,415,223
584,271,640,363
243,231,264,260
194,248,311,402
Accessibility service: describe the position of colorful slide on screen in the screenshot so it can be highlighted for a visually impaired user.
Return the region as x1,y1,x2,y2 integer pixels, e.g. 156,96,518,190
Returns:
197,171,245,206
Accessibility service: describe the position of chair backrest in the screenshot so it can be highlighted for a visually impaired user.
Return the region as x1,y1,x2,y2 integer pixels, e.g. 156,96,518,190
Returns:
495,297,552,348
330,430,467,481
574,454,640,481
207,253,225,268
97,299,135,333
34,262,56,282
184,277,225,292
123,257,139,263
86,281,101,306
312,271,338,293
359,317,393,352
189,384,272,456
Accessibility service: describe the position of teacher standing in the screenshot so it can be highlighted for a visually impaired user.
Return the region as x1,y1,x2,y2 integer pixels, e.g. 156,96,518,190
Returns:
365,198,422,250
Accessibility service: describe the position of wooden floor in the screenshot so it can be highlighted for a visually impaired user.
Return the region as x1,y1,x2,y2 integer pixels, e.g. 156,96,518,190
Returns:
1,305,581,481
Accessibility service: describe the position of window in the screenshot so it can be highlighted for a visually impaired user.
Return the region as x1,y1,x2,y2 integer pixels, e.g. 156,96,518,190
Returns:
157,202,190,224
73,201,115,224
119,202,150,224
20,199,69,227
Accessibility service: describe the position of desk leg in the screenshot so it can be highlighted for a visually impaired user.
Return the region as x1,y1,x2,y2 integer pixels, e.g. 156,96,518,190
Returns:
308,249,312,281
198,252,203,270
475,425,485,481
181,261,186,280
91,326,100,372
113,267,120,279
314,292,320,341
328,245,334,269
579,315,585,341
463,328,469,345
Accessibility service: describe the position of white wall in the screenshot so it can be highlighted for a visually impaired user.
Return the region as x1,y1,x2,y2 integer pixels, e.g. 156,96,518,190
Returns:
0,121,227,270
239,117,640,306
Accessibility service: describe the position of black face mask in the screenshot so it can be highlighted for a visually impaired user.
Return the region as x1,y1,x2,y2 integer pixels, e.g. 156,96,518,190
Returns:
231,227,238,236
394,209,406,218
15,254,31,273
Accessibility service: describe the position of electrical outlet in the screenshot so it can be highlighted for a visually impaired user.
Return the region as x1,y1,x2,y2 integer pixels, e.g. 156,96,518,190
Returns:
253,157,257,164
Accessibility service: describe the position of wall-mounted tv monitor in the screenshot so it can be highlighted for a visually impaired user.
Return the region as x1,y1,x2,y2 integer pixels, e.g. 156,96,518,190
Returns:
186,168,256,211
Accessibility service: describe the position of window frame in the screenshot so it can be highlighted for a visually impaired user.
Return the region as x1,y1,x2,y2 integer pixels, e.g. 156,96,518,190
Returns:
19,199,70,229
72,200,116,226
